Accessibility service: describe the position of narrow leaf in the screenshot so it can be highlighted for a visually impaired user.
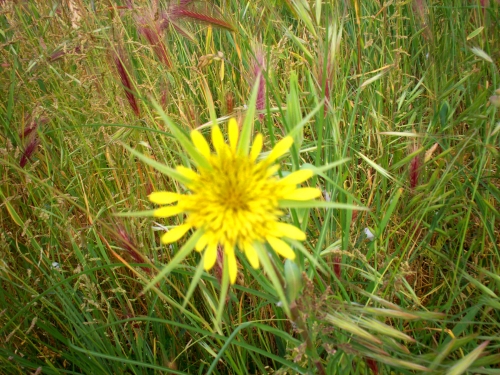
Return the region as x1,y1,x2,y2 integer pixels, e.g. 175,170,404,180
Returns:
287,101,324,141
182,260,206,308
376,187,403,237
358,317,415,342
254,242,290,317
115,210,157,217
122,143,191,185
279,200,370,210
467,27,484,40
369,353,430,371
446,341,490,375
238,76,261,155
356,150,394,181
142,229,203,293
0,190,23,227
325,313,382,345
301,159,350,173
151,101,211,170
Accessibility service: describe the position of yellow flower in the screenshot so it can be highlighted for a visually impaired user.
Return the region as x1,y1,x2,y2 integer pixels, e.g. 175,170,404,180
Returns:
149,118,320,284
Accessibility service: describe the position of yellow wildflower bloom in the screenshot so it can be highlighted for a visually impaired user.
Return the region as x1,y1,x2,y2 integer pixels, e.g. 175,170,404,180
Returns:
150,118,320,284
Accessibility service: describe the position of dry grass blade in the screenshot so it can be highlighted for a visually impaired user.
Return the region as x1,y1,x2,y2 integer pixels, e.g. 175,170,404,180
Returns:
325,313,382,345
369,353,430,372
358,317,416,343
352,307,420,320
446,341,490,375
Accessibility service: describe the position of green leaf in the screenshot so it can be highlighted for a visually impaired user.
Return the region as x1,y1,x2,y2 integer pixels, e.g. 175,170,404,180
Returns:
446,341,490,375
368,353,430,371
430,334,479,371
284,29,313,61
302,159,350,173
287,100,324,141
358,317,415,343
206,322,304,375
467,26,484,40
284,259,302,303
182,260,206,309
68,343,189,374
460,270,498,298
0,190,23,227
142,229,203,293
324,313,382,345
238,76,261,156
278,200,370,210
115,210,156,217
286,72,303,150
254,242,290,317
356,150,394,181
151,100,212,170
121,143,191,185
376,187,403,237
215,254,230,330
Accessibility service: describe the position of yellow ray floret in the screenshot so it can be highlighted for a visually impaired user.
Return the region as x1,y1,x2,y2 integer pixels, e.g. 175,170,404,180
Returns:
204,243,218,271
282,187,322,201
244,243,260,269
148,191,181,205
225,244,238,284
274,222,306,241
228,118,239,152
154,205,184,218
265,136,293,164
149,120,320,283
161,223,192,244
190,130,211,160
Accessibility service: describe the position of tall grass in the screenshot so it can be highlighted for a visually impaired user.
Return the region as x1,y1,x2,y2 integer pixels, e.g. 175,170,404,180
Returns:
1,1,499,374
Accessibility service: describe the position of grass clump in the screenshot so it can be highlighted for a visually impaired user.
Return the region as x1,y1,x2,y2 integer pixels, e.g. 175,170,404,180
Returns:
1,1,499,374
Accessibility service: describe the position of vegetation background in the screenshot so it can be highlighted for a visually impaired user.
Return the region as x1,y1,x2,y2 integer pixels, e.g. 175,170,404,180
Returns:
1,0,499,374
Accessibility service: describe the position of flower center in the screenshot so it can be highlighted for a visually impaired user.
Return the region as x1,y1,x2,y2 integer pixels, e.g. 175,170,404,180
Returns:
182,151,281,247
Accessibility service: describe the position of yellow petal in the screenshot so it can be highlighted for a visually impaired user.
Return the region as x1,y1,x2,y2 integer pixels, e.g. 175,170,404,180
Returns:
275,222,306,241
228,118,239,152
211,125,225,155
161,224,192,244
226,245,238,284
204,244,217,270
244,243,260,269
153,205,184,218
282,187,322,201
267,236,296,260
175,166,199,181
265,164,280,177
190,130,211,160
148,191,181,205
278,184,298,197
195,234,208,252
280,169,314,186
266,136,293,163
250,133,263,161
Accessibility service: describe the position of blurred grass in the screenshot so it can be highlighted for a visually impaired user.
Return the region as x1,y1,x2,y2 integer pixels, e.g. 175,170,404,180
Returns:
1,0,499,374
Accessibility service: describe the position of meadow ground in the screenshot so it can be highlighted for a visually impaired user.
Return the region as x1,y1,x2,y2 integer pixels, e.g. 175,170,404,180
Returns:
1,1,499,374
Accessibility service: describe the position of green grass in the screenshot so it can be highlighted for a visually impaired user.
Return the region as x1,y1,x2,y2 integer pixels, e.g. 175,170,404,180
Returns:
1,0,499,374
